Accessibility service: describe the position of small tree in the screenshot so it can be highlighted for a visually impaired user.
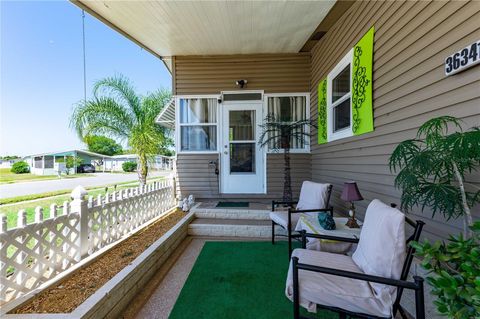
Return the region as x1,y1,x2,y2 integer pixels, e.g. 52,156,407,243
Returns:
84,135,123,156
10,161,30,174
258,114,316,202
65,156,83,175
389,116,480,238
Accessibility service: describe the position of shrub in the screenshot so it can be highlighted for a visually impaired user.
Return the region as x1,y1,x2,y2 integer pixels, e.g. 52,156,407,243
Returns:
122,161,137,172
411,221,480,318
10,161,30,174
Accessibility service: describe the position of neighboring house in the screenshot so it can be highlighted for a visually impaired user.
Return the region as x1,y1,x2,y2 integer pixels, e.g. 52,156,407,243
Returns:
76,1,480,240
104,154,175,172
23,150,108,175
0,158,21,169
23,150,175,175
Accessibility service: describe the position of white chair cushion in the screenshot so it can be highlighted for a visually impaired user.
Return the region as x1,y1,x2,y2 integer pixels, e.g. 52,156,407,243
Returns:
270,211,301,229
352,199,406,309
296,181,331,218
286,249,392,317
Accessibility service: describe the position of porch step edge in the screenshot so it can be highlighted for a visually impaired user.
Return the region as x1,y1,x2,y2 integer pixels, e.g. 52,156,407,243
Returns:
188,218,285,238
191,208,271,220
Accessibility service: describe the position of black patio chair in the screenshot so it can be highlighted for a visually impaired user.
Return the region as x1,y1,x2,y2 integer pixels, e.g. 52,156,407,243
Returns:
270,182,333,256
289,202,426,319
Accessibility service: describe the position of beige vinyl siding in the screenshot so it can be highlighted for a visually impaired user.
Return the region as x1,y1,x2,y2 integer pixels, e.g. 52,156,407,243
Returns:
310,0,480,240
176,153,311,200
266,154,311,198
175,154,220,199
174,54,310,95
174,53,312,200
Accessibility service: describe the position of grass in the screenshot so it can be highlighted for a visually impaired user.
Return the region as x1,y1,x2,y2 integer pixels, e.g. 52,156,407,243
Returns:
169,241,337,319
0,176,166,205
0,168,91,184
0,190,78,206
0,177,166,229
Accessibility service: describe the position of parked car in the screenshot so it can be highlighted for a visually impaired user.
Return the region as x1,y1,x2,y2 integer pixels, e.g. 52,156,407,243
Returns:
77,164,96,173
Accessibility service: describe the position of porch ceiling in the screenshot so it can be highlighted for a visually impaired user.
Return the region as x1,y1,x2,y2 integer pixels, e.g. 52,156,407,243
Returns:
74,1,335,58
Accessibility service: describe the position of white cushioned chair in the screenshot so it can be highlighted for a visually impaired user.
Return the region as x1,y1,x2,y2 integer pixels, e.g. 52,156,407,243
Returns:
285,199,426,319
270,181,333,256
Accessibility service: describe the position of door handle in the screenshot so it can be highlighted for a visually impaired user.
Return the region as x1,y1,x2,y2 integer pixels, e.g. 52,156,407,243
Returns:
224,151,228,155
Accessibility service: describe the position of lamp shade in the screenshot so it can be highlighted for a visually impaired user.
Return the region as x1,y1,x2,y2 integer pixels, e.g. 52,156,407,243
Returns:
341,181,363,202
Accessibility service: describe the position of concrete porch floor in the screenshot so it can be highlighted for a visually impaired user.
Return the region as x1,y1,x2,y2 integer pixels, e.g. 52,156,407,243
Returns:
120,202,433,319
121,203,282,318
122,237,422,319
122,236,271,319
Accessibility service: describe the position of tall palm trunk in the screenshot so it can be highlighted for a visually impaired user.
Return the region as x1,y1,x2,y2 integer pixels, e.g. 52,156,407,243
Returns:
282,135,292,202
138,153,148,186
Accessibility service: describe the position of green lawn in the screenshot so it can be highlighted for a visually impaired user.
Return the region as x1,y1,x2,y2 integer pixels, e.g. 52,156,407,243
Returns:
169,241,337,319
0,177,166,229
0,168,92,184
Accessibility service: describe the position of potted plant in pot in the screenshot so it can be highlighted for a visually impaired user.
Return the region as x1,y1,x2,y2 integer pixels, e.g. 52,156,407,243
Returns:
389,116,480,318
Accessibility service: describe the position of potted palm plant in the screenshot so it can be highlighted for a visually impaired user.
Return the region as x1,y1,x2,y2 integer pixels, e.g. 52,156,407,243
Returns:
389,116,480,318
258,114,316,202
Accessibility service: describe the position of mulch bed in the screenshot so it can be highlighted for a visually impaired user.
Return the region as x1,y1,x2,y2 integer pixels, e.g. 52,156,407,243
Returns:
12,209,186,314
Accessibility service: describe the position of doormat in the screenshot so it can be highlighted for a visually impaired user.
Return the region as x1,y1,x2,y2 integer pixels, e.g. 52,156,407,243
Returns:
216,202,249,208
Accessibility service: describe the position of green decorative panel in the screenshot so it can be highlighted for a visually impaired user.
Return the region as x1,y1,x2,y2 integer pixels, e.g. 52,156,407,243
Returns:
352,26,374,136
317,78,328,144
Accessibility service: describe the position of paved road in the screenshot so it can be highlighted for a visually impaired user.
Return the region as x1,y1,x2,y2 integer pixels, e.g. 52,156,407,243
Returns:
0,171,173,199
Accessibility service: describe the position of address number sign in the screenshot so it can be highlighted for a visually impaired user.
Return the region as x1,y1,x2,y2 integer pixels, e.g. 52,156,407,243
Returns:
445,40,480,76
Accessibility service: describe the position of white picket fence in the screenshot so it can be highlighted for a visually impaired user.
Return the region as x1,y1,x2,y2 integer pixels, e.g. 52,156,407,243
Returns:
0,179,176,304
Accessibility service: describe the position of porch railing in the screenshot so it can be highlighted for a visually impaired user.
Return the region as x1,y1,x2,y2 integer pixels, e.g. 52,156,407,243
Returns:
0,179,176,304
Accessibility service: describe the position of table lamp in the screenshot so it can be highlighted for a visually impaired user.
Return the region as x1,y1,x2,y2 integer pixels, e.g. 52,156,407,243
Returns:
341,181,363,228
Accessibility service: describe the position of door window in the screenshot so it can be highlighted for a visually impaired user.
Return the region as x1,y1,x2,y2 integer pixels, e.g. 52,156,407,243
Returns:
228,110,255,173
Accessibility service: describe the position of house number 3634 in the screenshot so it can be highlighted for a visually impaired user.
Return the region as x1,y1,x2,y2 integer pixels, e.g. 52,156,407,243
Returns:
445,40,480,76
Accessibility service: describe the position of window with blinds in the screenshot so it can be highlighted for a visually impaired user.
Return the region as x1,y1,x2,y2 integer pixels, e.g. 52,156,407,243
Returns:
266,95,309,151
179,98,218,152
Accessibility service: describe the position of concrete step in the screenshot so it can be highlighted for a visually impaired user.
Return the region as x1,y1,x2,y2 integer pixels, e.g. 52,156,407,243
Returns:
190,202,272,220
188,218,286,238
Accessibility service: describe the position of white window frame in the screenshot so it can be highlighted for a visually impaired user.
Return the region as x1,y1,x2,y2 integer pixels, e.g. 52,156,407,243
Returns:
175,95,220,154
263,92,311,154
221,90,264,104
327,49,353,142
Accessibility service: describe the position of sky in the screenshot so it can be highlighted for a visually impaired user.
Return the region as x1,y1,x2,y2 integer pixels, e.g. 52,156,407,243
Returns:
0,0,172,156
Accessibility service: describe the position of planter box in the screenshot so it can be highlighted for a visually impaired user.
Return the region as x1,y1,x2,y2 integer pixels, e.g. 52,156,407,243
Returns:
2,211,195,319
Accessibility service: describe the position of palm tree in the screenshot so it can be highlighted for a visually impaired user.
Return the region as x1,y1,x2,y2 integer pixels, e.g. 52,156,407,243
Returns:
70,75,171,185
258,114,317,202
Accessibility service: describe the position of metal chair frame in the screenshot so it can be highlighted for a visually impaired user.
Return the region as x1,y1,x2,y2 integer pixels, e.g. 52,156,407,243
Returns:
291,213,426,319
271,184,333,256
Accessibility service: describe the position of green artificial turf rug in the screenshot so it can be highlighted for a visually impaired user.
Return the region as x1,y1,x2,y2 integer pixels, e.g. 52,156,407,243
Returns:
216,201,249,208
169,241,337,319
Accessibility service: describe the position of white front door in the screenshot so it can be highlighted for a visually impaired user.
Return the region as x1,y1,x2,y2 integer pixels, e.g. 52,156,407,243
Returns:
220,103,265,194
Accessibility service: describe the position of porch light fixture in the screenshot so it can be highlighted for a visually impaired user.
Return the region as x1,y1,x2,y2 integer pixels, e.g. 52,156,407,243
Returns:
235,79,247,88
341,181,363,228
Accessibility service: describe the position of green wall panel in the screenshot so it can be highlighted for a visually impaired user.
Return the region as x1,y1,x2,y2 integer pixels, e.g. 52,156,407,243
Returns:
317,78,328,144
352,26,374,136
